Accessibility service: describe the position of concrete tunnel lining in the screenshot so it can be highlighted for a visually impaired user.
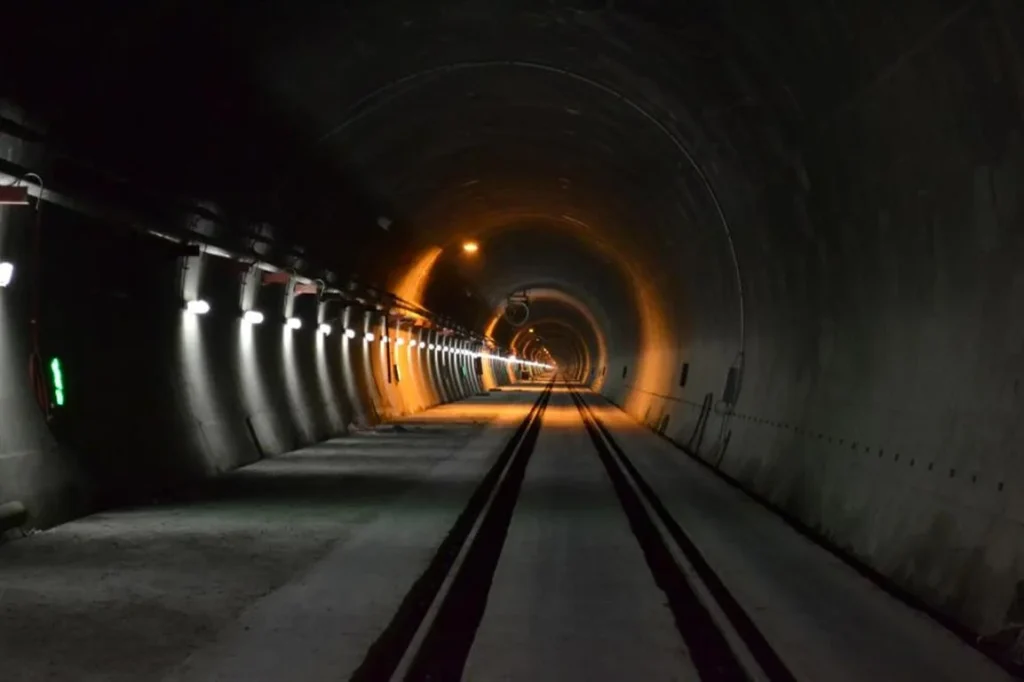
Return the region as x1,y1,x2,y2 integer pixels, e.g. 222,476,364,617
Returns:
1,0,1024,654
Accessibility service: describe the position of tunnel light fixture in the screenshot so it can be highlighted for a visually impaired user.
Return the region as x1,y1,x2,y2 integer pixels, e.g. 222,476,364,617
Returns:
344,328,356,339
396,337,405,346
428,343,435,350
185,299,210,315
243,310,265,325
0,261,14,288
318,323,332,335
381,336,389,345
364,332,375,342
286,316,303,330
462,240,479,254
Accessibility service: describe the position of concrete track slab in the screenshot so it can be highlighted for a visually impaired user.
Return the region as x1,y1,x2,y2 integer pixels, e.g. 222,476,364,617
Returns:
465,391,694,681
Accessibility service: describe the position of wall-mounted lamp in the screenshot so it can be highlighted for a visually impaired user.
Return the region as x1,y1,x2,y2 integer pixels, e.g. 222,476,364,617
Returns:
318,323,333,335
185,299,210,315
243,310,265,325
344,328,357,339
364,332,375,342
395,338,405,346
286,317,303,330
0,262,14,288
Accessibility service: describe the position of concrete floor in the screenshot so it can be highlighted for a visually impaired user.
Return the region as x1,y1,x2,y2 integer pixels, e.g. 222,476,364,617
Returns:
0,386,1014,681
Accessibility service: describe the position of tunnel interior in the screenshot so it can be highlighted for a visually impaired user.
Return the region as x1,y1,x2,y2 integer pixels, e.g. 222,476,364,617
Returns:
3,0,1024,656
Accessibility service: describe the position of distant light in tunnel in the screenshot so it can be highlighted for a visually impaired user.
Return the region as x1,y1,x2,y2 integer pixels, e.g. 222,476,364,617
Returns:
528,328,535,333
0,262,14,288
395,337,405,346
428,343,435,350
185,299,210,315
364,332,375,342
381,336,389,345
344,328,357,339
461,240,479,254
318,323,332,336
286,316,303,330
243,310,264,325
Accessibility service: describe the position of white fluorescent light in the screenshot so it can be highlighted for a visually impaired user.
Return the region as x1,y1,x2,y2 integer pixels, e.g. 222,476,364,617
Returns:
243,310,265,325
186,299,211,315
0,262,14,288
318,323,333,335
286,317,303,330
344,329,356,339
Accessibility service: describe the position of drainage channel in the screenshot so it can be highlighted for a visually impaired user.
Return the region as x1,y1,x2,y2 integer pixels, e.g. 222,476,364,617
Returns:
566,382,796,682
350,380,555,682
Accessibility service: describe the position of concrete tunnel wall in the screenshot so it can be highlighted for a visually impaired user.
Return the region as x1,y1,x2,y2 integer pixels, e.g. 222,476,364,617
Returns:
593,3,1024,639
0,196,504,528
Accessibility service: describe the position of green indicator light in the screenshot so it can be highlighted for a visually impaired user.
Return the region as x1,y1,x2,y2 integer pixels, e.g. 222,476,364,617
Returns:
50,357,65,406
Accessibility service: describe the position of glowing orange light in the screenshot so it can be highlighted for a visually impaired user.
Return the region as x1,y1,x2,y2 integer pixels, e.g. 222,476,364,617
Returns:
462,241,479,254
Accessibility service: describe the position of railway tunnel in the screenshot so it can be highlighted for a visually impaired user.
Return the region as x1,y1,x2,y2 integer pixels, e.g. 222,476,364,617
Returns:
1,2,1024,680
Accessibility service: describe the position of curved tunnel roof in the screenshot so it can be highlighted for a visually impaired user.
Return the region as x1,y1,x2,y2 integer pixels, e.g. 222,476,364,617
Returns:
11,0,786,374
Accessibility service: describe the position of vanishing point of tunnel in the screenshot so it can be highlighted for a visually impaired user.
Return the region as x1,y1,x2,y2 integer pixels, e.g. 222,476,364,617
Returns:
2,2,1024,680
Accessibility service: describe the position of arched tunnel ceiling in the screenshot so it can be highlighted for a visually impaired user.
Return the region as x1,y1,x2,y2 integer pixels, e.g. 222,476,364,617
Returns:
11,0,793,351
10,0,992,373
222,0,767,340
